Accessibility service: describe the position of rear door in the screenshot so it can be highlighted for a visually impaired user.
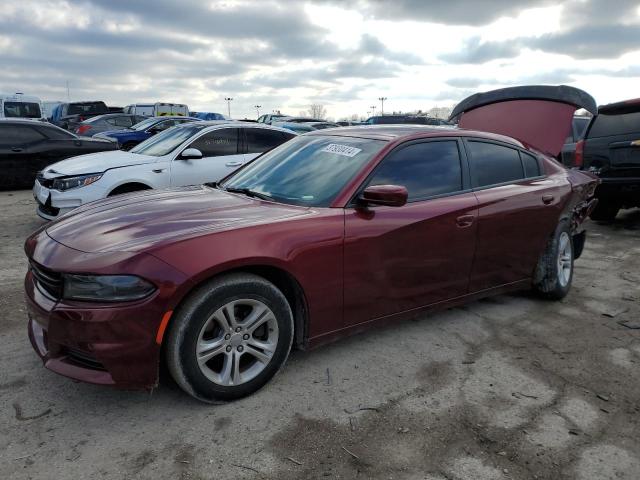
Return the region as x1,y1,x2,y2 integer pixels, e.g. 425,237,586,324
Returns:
170,127,242,185
464,139,561,292
343,139,478,328
243,127,295,163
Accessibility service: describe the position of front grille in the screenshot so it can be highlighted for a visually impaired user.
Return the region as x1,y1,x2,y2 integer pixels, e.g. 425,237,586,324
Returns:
61,347,106,371
30,261,63,300
36,172,54,188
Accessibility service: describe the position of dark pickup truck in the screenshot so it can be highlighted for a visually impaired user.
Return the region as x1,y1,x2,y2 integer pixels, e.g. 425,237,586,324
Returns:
562,98,640,220
51,101,122,131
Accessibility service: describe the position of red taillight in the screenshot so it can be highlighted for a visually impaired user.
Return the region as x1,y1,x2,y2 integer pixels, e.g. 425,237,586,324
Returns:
574,139,584,168
76,125,91,135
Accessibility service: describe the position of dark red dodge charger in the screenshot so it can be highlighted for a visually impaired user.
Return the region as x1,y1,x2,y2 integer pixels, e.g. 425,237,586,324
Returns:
25,86,599,402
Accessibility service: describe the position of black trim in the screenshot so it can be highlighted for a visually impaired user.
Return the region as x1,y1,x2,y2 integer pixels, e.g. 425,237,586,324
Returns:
449,85,597,120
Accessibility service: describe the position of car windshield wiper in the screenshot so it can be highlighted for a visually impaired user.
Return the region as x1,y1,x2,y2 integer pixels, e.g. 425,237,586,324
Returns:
223,186,273,201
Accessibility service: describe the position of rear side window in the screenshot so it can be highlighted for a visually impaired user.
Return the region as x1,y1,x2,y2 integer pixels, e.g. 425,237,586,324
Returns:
589,112,640,138
3,102,42,118
468,141,524,187
189,128,239,157
367,140,463,201
113,116,133,127
39,125,75,140
521,152,541,177
245,128,294,154
0,125,47,144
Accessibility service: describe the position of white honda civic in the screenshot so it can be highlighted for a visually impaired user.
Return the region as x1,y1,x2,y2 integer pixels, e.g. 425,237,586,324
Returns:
33,121,296,220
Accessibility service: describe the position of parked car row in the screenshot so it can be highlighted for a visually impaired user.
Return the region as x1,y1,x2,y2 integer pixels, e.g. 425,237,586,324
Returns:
23,85,604,403
34,122,296,219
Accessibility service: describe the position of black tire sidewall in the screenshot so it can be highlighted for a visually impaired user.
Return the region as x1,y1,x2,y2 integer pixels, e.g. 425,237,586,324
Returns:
536,221,574,299
167,275,293,402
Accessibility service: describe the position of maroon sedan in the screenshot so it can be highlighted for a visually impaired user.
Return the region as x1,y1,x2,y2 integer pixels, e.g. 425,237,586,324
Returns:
25,86,599,402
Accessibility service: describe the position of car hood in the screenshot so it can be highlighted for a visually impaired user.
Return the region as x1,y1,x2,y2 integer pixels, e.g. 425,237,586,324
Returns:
45,186,312,253
449,85,597,157
42,150,156,177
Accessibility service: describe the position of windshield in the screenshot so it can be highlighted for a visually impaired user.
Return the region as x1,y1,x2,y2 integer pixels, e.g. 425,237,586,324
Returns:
221,135,386,207
130,124,206,156
4,102,42,118
132,117,161,130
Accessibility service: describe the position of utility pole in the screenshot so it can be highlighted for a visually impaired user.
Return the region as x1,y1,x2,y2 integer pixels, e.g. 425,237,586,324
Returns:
224,97,233,118
378,97,387,116
254,105,261,117
370,105,376,116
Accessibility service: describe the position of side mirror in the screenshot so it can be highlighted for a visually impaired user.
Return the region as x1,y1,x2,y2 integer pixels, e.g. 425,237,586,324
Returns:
180,148,203,160
359,185,408,207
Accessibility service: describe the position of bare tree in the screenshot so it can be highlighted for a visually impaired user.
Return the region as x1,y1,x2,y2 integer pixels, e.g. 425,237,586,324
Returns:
307,104,327,119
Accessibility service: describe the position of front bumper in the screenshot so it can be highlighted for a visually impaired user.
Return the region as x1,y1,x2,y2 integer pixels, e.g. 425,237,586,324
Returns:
33,179,108,220
25,270,165,389
24,235,190,390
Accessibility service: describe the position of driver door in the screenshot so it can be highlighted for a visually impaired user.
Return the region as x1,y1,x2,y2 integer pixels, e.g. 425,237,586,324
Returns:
170,127,243,186
343,139,478,328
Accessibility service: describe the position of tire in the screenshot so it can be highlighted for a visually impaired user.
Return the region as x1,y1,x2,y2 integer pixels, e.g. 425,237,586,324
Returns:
121,142,137,151
589,201,619,222
533,220,574,300
165,273,294,402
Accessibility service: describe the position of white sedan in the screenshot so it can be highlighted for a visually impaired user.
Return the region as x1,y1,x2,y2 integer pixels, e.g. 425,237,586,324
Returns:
33,122,296,220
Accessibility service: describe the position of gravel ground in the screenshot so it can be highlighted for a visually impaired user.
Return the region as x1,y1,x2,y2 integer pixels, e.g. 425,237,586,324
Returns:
1,189,639,480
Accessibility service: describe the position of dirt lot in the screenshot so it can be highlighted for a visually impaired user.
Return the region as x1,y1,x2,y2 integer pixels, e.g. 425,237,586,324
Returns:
0,189,639,480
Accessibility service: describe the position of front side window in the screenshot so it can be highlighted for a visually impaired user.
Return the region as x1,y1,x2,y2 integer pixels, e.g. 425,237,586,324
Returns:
3,102,42,118
367,141,463,201
245,128,293,153
467,141,524,188
188,128,239,157
222,135,386,207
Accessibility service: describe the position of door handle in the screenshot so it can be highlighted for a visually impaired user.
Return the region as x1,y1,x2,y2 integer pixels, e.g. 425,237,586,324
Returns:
456,214,475,228
225,161,243,167
542,194,554,205
11,147,22,152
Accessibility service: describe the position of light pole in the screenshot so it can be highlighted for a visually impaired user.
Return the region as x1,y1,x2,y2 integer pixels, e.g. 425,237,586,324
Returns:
224,97,233,118
370,105,376,116
378,97,387,116
254,105,261,117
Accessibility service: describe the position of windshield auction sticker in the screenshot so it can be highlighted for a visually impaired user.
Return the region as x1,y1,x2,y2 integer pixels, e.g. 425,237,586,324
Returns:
320,144,362,157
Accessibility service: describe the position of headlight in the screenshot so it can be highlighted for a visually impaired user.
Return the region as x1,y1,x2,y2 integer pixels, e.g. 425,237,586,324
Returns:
52,173,102,191
63,274,156,302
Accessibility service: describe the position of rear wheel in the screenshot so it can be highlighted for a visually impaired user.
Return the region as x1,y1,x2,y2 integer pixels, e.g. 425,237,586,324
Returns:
590,201,619,222
533,221,574,300
165,273,294,402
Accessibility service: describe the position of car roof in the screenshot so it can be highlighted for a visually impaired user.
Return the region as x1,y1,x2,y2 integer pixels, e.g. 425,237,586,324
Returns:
304,124,525,147
196,121,296,132
0,118,50,125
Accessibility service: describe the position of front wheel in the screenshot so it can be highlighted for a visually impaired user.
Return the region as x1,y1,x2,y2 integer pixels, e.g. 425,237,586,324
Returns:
533,221,574,300
165,273,294,402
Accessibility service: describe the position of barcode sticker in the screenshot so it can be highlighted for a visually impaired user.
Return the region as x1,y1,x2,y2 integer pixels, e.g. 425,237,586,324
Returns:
320,144,362,157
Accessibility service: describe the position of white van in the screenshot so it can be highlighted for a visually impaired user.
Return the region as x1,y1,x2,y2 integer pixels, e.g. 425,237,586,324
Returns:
0,93,45,119
123,102,189,117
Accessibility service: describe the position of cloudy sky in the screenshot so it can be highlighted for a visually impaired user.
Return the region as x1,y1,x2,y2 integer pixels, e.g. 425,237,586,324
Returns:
2,0,639,119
